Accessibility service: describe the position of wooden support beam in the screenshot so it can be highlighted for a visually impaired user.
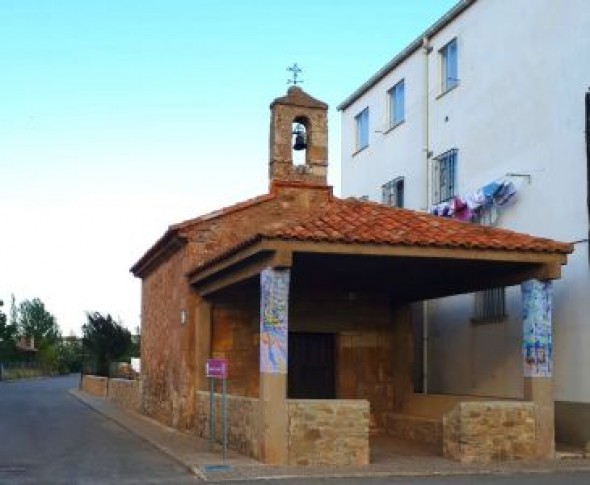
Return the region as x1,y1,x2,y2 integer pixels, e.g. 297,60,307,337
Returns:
193,249,293,297
268,239,567,266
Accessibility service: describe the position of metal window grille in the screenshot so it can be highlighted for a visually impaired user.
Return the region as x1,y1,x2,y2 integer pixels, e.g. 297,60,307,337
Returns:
382,177,404,208
474,287,506,322
433,149,457,204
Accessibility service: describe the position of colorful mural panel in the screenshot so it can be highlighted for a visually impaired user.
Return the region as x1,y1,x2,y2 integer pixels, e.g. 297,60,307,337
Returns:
260,268,290,374
521,279,553,377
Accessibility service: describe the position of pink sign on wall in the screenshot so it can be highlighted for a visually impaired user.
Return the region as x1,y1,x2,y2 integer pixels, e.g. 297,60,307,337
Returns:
206,358,228,379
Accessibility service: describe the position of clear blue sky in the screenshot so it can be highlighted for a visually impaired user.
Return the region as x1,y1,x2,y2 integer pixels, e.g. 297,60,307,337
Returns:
0,0,458,335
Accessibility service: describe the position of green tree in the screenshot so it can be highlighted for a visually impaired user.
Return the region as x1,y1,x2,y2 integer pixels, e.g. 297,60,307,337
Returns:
17,298,60,349
56,336,83,374
0,299,18,360
82,312,132,376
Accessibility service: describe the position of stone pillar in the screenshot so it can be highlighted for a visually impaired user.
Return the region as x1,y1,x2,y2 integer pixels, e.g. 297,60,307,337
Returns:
521,279,554,458
259,268,290,464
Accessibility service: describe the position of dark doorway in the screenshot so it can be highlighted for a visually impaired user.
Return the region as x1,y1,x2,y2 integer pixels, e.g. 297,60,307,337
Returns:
288,332,336,399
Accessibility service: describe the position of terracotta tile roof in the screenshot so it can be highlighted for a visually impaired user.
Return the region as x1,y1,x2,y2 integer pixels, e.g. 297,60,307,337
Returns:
192,198,573,274
132,181,336,277
263,199,573,253
131,192,277,276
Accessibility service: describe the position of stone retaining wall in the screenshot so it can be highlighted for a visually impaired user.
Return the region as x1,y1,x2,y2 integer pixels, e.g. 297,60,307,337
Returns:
287,399,369,466
195,391,259,459
81,375,108,397
108,378,141,412
443,401,536,463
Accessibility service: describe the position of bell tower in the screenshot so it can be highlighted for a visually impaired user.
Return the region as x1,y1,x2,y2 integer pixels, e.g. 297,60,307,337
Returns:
269,86,328,186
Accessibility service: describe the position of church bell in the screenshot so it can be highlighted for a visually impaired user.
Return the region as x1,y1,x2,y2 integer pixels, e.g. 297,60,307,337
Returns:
292,123,307,151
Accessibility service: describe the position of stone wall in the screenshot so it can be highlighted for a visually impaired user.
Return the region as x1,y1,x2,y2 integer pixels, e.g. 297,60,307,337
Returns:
210,294,259,398
80,375,142,413
287,399,369,466
443,401,536,463
108,378,141,412
138,183,333,431
383,393,494,450
81,375,108,397
385,413,442,448
140,247,198,430
194,391,260,459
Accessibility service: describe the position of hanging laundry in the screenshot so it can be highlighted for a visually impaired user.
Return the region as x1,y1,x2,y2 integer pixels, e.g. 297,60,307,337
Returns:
452,196,473,221
481,181,501,199
430,201,453,217
464,189,487,210
494,181,517,206
429,175,520,223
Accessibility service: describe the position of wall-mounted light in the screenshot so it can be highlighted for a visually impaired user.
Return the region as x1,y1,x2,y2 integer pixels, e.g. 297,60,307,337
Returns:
180,310,187,325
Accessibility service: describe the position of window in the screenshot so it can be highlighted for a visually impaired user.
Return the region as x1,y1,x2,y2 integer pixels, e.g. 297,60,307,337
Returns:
382,177,404,208
473,287,506,322
388,79,405,127
440,38,458,92
473,206,506,323
432,149,457,204
355,108,369,151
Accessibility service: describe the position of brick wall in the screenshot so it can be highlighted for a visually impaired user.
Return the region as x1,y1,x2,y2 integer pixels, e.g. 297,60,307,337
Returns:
443,401,536,463
194,391,260,459
287,399,369,466
108,378,141,412
81,375,108,397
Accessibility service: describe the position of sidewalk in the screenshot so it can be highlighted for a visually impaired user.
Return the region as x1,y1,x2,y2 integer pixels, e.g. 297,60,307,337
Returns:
69,389,590,482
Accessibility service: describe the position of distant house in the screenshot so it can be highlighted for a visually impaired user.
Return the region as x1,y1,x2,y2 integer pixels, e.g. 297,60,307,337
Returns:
131,86,571,465
15,336,38,359
338,0,590,449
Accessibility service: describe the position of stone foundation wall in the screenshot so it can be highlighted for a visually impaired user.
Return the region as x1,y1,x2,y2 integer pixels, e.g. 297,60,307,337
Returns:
443,401,536,463
195,391,259,459
384,413,442,448
287,399,369,466
108,378,141,412
81,375,108,397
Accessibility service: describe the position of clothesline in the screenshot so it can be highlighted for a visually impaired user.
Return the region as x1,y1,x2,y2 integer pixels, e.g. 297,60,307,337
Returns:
430,178,519,224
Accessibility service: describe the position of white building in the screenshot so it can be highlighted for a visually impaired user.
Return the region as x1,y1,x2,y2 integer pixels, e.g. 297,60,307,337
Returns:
339,0,590,448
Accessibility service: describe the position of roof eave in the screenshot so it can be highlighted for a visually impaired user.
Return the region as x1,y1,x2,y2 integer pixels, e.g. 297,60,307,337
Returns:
337,0,477,112
130,231,186,278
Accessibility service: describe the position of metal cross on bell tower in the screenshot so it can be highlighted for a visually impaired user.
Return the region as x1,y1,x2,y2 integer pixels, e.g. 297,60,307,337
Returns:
287,63,303,85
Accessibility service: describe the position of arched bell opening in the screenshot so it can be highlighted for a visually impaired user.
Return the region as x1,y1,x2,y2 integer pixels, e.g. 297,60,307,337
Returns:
291,116,310,166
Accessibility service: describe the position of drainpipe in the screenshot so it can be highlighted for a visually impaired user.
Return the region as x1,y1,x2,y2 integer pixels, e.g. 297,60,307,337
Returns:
422,36,432,394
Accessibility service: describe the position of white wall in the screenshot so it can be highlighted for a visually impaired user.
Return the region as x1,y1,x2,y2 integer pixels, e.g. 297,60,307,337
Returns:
341,51,427,209
340,0,590,403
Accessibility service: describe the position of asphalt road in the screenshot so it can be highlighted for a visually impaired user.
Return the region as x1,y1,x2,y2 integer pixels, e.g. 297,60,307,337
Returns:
0,374,196,484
